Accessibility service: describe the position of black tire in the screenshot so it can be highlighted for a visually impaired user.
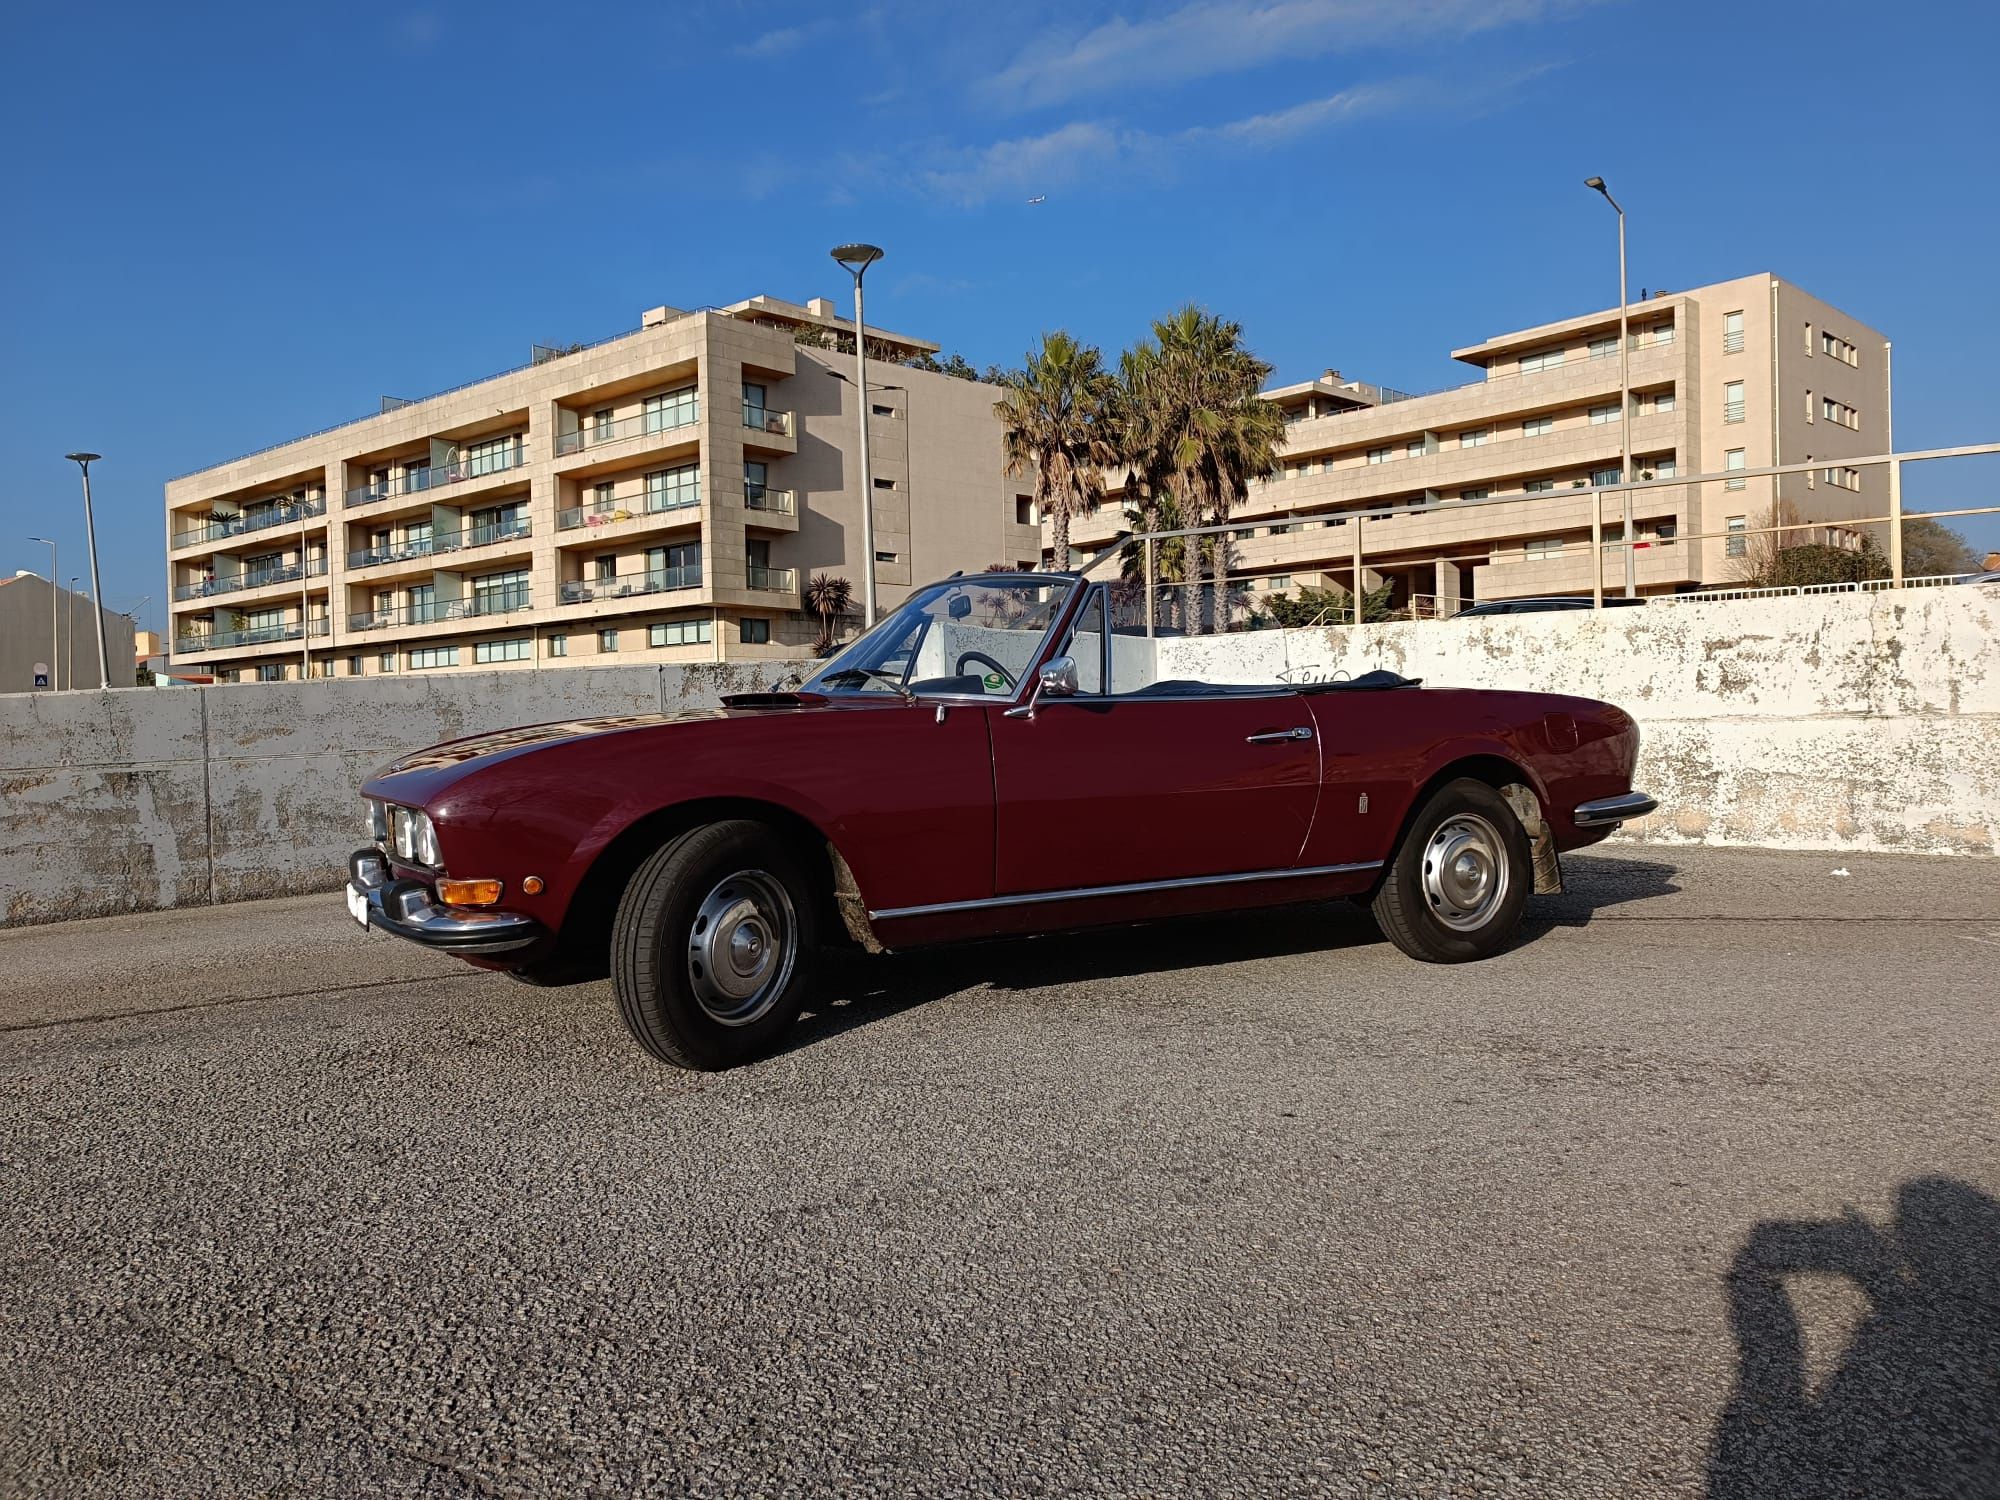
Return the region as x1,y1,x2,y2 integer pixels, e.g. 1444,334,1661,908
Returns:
1371,778,1532,963
610,821,818,1069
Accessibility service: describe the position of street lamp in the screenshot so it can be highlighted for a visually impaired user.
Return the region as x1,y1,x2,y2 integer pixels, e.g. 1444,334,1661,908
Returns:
65,452,112,687
830,242,885,627
28,536,57,690
1583,179,1634,600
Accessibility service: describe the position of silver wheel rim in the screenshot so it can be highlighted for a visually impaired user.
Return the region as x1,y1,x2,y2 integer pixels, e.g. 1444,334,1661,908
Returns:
1421,812,1510,932
686,869,796,1027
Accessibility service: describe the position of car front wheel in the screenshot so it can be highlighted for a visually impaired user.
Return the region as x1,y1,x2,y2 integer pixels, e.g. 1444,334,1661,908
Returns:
610,820,818,1069
1371,778,1532,963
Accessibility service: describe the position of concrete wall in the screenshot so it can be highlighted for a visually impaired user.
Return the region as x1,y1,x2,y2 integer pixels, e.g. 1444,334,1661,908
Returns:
1155,586,2000,857
0,661,801,927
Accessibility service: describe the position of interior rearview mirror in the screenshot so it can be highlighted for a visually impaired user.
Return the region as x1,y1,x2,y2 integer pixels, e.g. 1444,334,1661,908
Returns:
948,594,972,620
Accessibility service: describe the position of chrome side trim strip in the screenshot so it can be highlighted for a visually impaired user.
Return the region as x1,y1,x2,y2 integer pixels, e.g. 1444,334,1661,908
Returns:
1572,791,1659,827
867,860,1384,922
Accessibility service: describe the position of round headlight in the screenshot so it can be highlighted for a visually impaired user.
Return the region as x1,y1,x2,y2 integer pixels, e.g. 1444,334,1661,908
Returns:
414,812,441,867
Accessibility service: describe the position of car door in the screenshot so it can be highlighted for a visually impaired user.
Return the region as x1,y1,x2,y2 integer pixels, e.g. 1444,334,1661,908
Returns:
986,587,1319,895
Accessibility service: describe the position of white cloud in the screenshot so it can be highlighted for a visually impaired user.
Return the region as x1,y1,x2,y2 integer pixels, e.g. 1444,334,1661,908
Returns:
984,0,1595,109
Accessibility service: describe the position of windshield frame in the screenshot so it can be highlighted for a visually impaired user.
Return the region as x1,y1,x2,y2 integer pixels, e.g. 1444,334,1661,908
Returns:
799,573,1081,706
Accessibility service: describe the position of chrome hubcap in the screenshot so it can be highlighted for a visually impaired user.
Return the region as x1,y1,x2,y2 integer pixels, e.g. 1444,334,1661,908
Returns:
686,870,796,1026
1421,812,1510,931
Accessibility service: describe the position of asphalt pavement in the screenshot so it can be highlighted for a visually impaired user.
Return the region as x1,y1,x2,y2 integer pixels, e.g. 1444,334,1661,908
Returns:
3,844,1997,1498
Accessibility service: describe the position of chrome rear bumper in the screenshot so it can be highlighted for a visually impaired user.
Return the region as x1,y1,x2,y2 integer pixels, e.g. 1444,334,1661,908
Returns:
1572,791,1659,828
348,848,545,955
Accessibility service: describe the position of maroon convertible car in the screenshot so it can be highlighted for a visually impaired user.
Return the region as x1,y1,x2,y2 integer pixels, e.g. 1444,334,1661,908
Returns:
348,572,1654,1069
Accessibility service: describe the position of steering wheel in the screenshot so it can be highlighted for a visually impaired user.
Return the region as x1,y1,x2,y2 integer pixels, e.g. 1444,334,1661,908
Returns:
955,650,1017,691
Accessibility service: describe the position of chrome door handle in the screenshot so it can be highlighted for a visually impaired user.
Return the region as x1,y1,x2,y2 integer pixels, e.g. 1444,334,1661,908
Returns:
1246,727,1314,744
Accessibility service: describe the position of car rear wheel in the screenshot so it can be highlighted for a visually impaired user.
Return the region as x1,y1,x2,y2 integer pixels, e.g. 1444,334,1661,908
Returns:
610,820,817,1069
1371,778,1531,963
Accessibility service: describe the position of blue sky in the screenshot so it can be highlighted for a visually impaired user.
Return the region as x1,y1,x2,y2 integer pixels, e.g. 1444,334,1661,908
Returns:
4,0,1997,632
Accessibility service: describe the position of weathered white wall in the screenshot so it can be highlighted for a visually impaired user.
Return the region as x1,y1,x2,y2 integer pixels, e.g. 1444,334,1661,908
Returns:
1156,586,2000,857
0,662,802,926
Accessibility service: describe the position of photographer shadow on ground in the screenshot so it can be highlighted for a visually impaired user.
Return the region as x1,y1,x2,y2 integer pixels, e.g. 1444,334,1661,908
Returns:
1709,1176,2000,1498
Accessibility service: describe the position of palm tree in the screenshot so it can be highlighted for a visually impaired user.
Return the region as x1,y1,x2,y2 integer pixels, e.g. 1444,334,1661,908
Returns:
1120,307,1286,633
993,332,1119,571
804,572,853,656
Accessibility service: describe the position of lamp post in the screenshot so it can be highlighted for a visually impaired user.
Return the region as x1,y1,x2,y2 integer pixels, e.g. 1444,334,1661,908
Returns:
28,536,57,689
831,243,885,627
64,452,112,686
1583,180,1633,600
67,577,79,689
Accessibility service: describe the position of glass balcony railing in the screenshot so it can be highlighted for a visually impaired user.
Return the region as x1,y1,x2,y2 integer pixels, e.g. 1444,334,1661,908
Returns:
557,489,701,530
173,557,329,602
174,618,330,654
745,563,797,593
347,587,534,632
744,482,795,516
343,442,528,509
346,517,531,569
554,404,700,457
172,496,327,549
559,564,701,605
743,406,793,438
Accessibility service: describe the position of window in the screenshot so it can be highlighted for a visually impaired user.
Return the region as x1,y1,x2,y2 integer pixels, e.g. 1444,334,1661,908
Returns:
1406,438,1425,458
408,646,459,670
1522,416,1553,437
1588,403,1619,426
408,583,437,624
874,551,898,564
475,639,530,664
256,663,285,683
741,382,767,429
379,652,396,673
1320,456,1337,472
1523,478,1556,494
1588,335,1617,360
597,629,619,653
1722,310,1745,354
873,476,898,490
1015,496,1035,525
1824,465,1861,490
1725,448,1747,490
1821,331,1859,365
592,407,615,440
1460,428,1489,448
1651,459,1678,479
593,481,616,512
1822,396,1859,429
1525,537,1563,560
595,554,617,582
644,385,699,433
738,617,771,645
1461,487,1490,502
1367,446,1391,465
1806,388,1815,423
1519,347,1566,374
643,462,700,512
1650,322,1675,347
1656,521,1678,543
1723,381,1746,424
649,619,713,648
548,634,567,657
1652,390,1676,413
1803,322,1814,355
346,655,362,676
473,569,530,614
1266,575,1291,591
1726,516,1748,558
1067,588,1104,693
1590,467,1621,488
464,433,520,477
871,402,898,417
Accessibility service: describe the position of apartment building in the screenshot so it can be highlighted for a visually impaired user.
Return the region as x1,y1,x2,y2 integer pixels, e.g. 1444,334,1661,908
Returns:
1058,274,1890,611
164,295,1041,682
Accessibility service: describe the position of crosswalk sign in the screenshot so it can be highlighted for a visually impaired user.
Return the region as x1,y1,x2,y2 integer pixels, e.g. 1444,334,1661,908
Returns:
33,662,49,689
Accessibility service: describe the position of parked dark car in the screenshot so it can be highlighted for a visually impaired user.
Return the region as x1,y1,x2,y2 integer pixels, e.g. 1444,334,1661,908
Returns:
348,572,1655,1069
1452,596,1651,618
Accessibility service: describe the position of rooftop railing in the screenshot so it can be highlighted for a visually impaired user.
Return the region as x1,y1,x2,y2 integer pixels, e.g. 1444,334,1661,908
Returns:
172,496,327,549
173,557,329,602
347,587,534,632
346,516,531,569
343,443,528,509
554,404,700,457
559,564,702,604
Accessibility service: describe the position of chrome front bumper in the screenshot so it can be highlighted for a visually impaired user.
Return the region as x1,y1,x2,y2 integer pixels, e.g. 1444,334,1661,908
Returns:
1572,791,1659,828
347,848,545,956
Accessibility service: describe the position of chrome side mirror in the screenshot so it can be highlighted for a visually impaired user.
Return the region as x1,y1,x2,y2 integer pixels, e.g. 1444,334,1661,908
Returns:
1005,655,1078,720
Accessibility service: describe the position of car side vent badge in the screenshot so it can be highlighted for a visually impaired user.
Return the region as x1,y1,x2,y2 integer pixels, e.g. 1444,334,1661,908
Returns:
1358,793,1369,815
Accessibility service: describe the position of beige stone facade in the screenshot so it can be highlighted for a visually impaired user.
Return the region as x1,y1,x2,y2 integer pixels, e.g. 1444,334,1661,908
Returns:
164,298,1039,682
1056,274,1890,611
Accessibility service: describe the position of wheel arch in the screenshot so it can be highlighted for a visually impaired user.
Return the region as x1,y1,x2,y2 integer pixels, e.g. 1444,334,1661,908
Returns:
1375,751,1562,897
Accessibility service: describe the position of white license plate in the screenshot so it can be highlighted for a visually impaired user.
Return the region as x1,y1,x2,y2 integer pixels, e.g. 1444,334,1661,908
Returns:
346,884,369,929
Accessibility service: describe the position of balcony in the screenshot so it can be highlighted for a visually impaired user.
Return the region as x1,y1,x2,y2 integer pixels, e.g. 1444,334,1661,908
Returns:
343,444,529,510
557,491,699,531
347,587,534,633
346,517,532,569
555,406,699,458
745,563,797,593
743,405,793,438
173,557,329,602
172,495,327,549
744,482,796,517
559,564,701,605
175,618,330,654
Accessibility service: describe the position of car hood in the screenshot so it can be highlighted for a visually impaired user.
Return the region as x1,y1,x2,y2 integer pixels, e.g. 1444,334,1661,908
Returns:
377,712,717,775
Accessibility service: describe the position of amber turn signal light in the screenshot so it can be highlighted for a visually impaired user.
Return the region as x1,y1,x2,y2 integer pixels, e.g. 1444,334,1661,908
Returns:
436,878,503,908
521,876,545,895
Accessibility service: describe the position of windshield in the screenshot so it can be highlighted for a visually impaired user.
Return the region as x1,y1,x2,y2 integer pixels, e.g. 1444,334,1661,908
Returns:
801,575,1073,700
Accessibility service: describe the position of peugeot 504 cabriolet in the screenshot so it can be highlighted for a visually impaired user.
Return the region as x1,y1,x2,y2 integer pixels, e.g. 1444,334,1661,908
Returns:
348,571,1655,1069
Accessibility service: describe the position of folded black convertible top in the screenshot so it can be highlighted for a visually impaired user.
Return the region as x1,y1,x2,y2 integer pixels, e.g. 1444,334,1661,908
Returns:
1294,669,1423,693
